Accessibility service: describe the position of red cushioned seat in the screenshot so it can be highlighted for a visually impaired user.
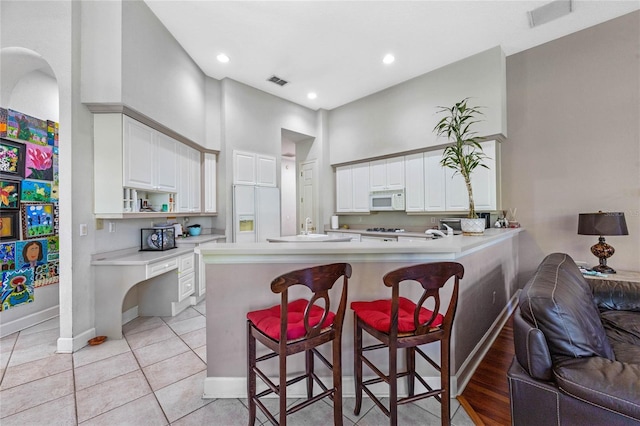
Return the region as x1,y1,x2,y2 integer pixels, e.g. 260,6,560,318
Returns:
351,296,443,333
247,298,335,341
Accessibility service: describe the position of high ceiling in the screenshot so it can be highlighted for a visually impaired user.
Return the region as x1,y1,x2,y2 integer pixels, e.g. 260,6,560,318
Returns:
145,1,640,110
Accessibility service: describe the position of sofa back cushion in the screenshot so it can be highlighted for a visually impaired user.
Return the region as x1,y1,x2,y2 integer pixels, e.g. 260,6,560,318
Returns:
519,253,614,361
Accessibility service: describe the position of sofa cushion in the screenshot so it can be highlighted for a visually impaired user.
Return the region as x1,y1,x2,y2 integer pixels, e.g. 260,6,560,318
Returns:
590,279,640,312
554,357,640,420
519,253,614,361
602,310,640,364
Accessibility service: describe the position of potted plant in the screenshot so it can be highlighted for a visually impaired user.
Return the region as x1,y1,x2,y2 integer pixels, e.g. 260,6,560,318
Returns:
433,98,489,235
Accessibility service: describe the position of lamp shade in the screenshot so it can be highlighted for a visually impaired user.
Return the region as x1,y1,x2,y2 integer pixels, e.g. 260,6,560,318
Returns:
578,212,628,236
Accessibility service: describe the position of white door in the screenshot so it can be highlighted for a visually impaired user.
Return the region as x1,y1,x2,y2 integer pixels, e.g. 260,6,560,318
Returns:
404,153,425,212
189,147,201,212
424,150,447,211
352,163,371,212
335,165,353,212
155,133,178,192
298,160,316,234
123,116,155,190
233,150,256,185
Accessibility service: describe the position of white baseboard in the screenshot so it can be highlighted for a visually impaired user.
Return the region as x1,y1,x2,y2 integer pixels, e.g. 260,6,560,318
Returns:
57,327,96,353
0,305,59,338
455,290,520,394
122,306,139,325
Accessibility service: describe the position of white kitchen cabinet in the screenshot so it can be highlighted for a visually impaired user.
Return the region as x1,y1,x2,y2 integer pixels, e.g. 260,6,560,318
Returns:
405,151,446,212
424,149,447,212
336,162,370,213
445,140,497,212
233,150,277,186
204,153,217,213
177,252,195,302
370,157,405,191
123,115,177,192
404,153,425,212
177,144,202,213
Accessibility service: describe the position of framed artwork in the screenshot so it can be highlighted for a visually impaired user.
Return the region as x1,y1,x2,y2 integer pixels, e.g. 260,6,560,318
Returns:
1,179,20,209
16,239,48,270
0,210,20,241
1,267,35,311
0,138,26,179
25,142,53,181
1,242,16,272
20,179,51,203
7,110,48,145
21,203,54,239
0,108,7,138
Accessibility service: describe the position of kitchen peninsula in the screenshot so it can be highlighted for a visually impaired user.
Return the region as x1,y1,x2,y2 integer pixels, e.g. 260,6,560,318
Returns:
198,228,522,399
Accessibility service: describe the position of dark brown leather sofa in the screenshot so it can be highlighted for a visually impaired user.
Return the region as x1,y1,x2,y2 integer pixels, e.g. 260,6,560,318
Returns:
508,253,640,425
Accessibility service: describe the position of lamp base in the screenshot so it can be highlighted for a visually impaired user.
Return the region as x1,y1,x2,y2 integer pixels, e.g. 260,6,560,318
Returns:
591,264,617,274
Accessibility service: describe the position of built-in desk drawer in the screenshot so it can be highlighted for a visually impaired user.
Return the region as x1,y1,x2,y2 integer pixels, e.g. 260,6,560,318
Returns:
146,257,179,279
179,272,195,301
179,252,195,274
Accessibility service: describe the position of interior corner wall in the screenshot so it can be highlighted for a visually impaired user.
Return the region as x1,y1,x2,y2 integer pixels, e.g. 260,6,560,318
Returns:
327,46,507,165
218,78,317,236
503,11,640,284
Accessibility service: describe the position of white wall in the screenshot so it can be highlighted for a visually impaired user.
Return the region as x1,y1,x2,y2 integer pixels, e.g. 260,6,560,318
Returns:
81,0,207,146
217,78,317,234
504,11,640,282
4,70,59,122
328,46,506,165
280,157,297,236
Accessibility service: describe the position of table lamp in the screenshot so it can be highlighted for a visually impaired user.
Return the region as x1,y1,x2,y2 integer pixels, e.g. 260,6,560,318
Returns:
578,211,628,274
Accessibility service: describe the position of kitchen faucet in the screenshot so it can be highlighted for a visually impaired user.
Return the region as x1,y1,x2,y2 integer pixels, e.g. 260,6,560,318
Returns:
303,217,312,235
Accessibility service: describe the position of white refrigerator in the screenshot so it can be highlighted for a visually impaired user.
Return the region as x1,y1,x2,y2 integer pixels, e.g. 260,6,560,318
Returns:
233,185,281,242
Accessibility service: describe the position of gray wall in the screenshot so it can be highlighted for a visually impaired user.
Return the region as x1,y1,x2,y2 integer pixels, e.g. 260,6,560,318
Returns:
328,46,507,165
503,11,640,281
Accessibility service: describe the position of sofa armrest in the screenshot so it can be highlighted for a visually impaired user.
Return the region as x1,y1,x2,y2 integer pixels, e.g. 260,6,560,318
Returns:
554,357,640,420
590,279,640,312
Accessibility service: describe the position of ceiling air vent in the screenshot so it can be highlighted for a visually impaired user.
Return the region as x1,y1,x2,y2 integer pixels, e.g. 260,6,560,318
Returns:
267,75,289,86
528,0,572,27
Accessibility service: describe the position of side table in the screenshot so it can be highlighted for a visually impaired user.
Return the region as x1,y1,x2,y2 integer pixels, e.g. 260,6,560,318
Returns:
584,270,640,284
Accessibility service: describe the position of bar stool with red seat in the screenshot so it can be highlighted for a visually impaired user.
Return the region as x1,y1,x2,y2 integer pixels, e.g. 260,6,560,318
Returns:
351,262,463,426
246,263,352,426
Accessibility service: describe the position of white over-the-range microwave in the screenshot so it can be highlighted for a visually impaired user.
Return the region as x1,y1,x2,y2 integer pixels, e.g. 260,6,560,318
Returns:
370,190,405,211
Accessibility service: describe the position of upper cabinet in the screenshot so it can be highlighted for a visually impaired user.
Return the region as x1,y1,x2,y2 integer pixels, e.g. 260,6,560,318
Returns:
336,162,370,213
204,153,217,213
370,157,405,191
123,116,178,192
233,150,277,187
405,141,498,213
93,113,214,218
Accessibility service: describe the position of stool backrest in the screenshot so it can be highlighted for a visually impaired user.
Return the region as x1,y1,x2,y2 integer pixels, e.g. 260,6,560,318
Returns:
383,262,463,337
271,263,352,340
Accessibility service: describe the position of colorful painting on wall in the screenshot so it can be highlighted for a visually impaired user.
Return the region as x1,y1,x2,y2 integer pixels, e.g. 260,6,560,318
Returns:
0,210,20,241
1,267,35,311
6,110,48,145
0,108,7,138
20,179,51,203
1,179,20,209
34,259,59,288
16,239,48,270
24,142,53,181
0,138,26,179
1,242,16,272
21,203,54,239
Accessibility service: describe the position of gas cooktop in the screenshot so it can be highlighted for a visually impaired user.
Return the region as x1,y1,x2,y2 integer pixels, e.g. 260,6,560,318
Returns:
366,228,405,233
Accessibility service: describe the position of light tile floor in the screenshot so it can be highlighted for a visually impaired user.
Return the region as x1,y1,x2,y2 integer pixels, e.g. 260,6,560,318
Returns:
0,301,474,425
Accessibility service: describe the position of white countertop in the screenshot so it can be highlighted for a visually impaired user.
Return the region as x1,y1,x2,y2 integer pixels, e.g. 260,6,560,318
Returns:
197,228,522,263
175,234,226,245
91,246,195,266
267,235,352,243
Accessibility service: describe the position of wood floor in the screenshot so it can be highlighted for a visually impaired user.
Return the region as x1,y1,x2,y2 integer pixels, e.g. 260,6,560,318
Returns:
458,316,514,426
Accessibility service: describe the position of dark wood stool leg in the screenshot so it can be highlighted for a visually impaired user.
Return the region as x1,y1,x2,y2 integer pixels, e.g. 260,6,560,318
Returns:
406,347,415,397
441,339,451,426
354,317,363,415
305,349,314,399
389,340,398,426
247,322,257,426
333,333,343,426
279,351,287,426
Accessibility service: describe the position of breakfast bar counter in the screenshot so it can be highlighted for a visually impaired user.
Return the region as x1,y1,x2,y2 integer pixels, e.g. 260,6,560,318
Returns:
198,228,522,398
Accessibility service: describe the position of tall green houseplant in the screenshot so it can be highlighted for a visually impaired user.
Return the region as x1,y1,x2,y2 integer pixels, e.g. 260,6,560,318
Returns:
433,98,488,219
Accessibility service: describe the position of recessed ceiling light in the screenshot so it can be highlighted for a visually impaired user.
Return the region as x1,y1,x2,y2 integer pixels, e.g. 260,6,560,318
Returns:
383,54,395,65
307,92,317,100
216,53,230,63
